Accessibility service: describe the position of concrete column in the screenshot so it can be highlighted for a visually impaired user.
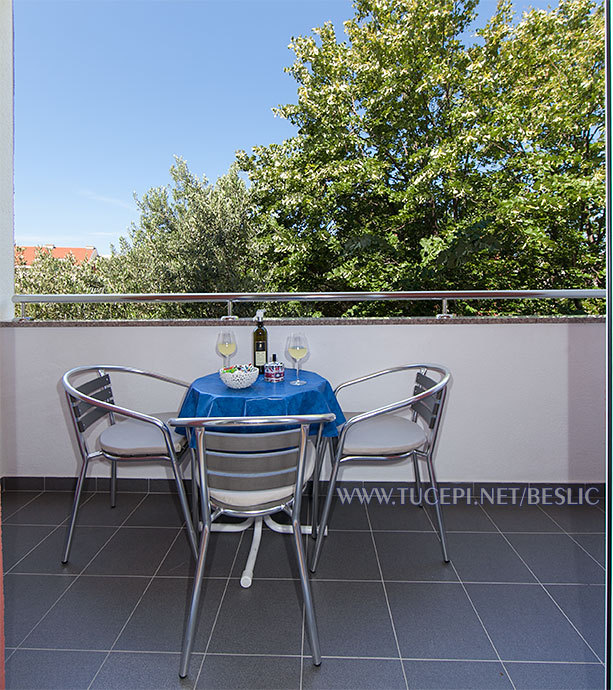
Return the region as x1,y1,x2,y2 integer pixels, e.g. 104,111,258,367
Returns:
0,0,14,321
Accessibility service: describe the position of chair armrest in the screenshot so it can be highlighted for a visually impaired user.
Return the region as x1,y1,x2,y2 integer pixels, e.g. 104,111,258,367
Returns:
334,364,427,396
335,364,450,455
137,371,190,389
105,366,190,389
63,365,188,436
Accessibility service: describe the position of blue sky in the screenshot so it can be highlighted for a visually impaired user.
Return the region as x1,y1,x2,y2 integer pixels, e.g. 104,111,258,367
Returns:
14,0,554,255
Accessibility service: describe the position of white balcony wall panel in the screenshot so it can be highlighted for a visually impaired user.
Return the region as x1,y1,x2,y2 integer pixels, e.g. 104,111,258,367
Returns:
0,320,605,483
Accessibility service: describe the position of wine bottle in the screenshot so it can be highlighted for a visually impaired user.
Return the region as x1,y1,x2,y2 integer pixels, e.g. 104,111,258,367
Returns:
252,309,268,373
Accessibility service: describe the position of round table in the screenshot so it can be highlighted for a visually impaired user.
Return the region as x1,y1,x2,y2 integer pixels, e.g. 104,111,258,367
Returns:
177,369,345,587
178,369,346,435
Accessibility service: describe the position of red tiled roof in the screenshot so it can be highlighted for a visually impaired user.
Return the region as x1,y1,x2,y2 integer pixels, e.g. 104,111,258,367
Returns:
15,245,98,266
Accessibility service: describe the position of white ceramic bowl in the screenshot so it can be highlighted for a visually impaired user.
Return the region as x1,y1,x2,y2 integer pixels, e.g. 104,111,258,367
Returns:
219,365,259,389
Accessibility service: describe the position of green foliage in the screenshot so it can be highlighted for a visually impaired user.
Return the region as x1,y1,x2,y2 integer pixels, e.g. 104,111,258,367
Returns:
239,0,605,316
14,247,115,320
105,158,259,318
16,159,261,320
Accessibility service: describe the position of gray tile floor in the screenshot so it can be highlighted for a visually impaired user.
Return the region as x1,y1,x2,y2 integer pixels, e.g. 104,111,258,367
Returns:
2,487,606,690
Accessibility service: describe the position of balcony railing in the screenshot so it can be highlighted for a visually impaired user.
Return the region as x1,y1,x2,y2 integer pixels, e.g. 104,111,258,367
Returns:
12,288,606,319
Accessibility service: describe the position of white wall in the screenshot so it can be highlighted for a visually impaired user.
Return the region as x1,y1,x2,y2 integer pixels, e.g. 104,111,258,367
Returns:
0,320,605,483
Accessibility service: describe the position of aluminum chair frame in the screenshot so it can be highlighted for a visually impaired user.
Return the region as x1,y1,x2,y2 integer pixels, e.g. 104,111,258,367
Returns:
310,364,451,572
201,414,326,590
61,365,198,564
169,413,335,679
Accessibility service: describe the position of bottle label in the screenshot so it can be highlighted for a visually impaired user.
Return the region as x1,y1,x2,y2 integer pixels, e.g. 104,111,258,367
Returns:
255,350,267,366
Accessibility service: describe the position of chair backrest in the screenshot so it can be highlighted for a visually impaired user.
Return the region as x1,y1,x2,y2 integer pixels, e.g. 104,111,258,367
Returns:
62,367,118,461
410,367,449,459
171,414,335,516
204,427,304,493
66,371,115,433
412,371,445,430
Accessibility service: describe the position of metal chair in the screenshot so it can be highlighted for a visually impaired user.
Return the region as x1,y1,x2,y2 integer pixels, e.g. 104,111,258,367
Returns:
310,364,451,572
61,365,198,564
168,413,335,679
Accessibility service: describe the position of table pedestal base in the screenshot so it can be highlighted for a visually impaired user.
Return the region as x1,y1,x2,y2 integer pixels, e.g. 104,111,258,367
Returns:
209,516,324,588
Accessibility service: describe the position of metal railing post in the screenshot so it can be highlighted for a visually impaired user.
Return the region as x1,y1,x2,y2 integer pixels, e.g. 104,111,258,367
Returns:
436,298,453,319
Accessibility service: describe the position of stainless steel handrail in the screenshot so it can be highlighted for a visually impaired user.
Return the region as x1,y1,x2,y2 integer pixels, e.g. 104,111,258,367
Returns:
12,289,605,319
12,288,606,303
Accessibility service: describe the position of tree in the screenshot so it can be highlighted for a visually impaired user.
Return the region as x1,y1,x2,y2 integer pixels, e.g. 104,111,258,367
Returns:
15,159,262,320
104,158,260,318
15,247,115,320
425,0,605,315
239,0,605,316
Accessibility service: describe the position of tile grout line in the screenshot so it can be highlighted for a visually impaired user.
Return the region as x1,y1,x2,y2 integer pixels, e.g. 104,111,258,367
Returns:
85,522,187,690
5,524,607,535
3,522,185,530
363,500,411,690
4,492,108,659
299,521,309,690
299,588,306,690
1,490,45,521
418,502,520,690
10,492,150,658
4,523,65,576
20,570,599,585
533,503,606,570
449,557,519,690
4,492,100,575
193,527,247,689
7,645,607,666
478,503,604,665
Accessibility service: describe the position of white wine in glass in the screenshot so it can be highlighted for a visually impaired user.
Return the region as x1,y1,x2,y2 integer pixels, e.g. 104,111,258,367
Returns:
216,330,237,367
287,332,308,386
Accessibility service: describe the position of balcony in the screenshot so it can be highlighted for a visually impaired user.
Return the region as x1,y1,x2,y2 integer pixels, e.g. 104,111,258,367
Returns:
0,297,606,689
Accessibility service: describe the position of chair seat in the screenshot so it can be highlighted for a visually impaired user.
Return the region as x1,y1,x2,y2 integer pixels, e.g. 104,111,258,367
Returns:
99,412,185,457
341,412,427,456
210,441,317,509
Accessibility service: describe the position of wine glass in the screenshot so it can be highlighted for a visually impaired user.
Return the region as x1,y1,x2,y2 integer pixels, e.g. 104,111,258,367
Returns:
287,332,308,386
216,330,237,367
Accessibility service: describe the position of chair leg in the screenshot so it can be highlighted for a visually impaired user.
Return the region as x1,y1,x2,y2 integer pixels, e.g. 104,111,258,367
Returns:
62,457,89,564
310,477,319,540
310,437,328,540
309,454,341,573
411,452,423,506
170,459,198,559
424,454,449,563
292,518,321,666
110,460,117,508
179,523,211,678
190,449,199,529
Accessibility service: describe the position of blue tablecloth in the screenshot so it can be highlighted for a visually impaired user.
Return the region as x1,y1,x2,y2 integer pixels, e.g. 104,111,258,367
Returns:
178,369,345,437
